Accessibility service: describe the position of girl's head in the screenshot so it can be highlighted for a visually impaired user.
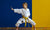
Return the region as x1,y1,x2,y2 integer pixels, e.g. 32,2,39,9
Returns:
23,2,28,9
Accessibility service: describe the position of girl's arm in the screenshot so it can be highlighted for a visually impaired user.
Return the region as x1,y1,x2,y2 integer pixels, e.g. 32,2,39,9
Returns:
11,8,22,14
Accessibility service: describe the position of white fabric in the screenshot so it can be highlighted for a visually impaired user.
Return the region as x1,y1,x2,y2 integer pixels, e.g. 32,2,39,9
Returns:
14,8,30,17
14,8,36,27
15,18,36,27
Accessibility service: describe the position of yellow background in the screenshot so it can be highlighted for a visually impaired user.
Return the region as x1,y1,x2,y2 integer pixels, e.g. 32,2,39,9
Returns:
32,0,50,27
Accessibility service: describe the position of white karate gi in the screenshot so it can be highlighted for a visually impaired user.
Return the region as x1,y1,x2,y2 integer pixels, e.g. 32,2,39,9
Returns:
14,8,36,27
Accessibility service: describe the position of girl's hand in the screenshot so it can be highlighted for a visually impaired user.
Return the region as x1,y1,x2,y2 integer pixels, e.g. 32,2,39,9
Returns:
11,8,14,10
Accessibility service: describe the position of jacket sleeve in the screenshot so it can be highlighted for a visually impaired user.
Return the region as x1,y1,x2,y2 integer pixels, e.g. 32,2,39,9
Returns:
14,9,22,14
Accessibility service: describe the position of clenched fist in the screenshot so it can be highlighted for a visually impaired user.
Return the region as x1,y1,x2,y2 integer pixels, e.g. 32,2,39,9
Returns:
11,8,14,10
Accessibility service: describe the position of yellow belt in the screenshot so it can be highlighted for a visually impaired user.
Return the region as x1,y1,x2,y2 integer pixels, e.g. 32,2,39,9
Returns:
22,16,28,27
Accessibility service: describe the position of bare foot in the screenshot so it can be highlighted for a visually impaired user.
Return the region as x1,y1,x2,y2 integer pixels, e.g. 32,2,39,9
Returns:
16,28,18,30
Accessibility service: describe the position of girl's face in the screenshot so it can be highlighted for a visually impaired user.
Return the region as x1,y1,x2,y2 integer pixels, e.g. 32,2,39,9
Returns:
23,3,28,9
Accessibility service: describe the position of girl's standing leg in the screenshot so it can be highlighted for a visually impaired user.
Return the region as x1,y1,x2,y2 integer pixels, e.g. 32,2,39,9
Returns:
28,18,36,30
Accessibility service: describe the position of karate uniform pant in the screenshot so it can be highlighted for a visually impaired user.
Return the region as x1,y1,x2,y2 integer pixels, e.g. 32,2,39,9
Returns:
15,18,36,27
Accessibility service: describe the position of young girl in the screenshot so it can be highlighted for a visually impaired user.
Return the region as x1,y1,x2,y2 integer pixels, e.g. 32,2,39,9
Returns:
11,2,36,30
